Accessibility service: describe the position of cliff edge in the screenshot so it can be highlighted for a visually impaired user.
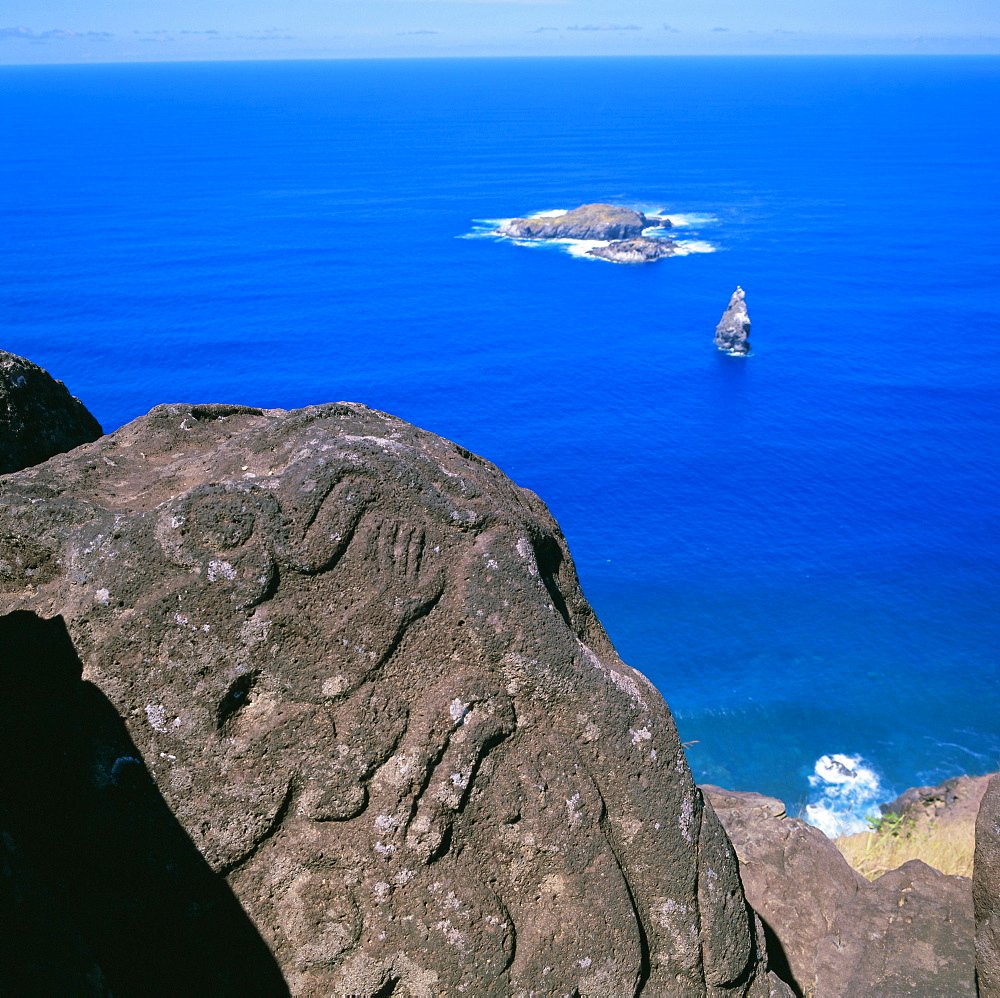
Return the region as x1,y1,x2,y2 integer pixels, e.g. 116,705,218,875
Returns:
0,401,772,996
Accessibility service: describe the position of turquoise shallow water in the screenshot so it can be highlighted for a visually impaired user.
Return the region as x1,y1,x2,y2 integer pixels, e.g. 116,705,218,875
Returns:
3,56,999,832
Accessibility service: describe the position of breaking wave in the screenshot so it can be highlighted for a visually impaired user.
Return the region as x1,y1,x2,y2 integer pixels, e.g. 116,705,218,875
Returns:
673,240,716,255
804,753,895,838
661,212,719,227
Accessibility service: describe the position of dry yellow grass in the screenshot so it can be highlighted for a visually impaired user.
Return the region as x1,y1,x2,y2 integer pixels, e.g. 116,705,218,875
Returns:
835,816,975,881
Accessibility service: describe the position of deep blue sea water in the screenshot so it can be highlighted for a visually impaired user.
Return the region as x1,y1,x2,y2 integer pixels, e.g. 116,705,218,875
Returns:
3,56,999,833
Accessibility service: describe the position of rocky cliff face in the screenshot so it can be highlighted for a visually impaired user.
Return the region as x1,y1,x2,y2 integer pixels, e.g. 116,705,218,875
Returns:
0,350,102,475
0,401,771,997
705,786,976,997
714,288,752,356
499,203,653,241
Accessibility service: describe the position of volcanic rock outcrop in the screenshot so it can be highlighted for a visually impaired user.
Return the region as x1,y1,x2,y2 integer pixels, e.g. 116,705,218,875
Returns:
499,203,661,241
0,349,102,474
975,774,1000,996
885,771,993,833
704,786,976,997
587,237,677,264
714,288,752,356
0,401,773,997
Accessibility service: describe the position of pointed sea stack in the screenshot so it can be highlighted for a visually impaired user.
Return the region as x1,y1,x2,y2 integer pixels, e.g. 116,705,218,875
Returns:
714,286,751,356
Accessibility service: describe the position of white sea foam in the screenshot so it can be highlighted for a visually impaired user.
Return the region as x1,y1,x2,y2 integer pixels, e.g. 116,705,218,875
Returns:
803,753,894,838
460,218,513,239
529,208,569,218
563,239,611,258
662,213,719,227
673,240,716,255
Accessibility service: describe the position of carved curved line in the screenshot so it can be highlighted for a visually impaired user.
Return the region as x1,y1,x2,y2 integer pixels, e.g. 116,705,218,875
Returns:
590,778,651,995
218,779,295,879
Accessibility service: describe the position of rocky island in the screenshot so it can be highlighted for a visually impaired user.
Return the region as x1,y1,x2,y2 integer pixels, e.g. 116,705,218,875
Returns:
496,203,678,264
714,286,752,355
2,349,998,997
587,237,677,264
498,203,665,241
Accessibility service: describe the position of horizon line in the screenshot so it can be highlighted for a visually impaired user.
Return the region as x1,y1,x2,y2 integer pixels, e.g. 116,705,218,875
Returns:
3,50,1000,69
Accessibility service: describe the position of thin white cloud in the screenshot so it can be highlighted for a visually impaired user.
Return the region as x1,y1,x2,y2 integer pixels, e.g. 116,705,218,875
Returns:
0,26,113,40
566,23,641,31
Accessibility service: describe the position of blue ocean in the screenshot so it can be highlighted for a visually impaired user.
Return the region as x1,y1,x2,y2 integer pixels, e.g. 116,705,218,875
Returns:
4,55,999,834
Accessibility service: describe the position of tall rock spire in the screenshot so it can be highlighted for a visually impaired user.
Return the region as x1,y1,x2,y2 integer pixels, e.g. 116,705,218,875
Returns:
714,286,751,355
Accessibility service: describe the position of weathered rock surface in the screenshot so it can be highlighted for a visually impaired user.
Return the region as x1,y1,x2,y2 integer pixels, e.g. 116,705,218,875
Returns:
499,203,655,241
975,774,1000,996
885,770,994,832
587,236,677,264
0,349,102,475
814,859,974,998
703,785,976,997
714,287,752,356
702,786,865,994
0,401,771,997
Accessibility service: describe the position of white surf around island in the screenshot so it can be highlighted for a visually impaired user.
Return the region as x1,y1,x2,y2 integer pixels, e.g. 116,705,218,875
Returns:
462,206,718,261
804,752,896,838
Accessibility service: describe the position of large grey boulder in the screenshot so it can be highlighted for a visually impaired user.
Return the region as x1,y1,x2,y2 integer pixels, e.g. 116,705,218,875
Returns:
0,401,770,996
0,349,102,475
975,774,1000,996
703,785,975,997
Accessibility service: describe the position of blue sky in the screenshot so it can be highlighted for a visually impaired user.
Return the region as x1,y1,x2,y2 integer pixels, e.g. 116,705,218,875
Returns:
2,0,998,63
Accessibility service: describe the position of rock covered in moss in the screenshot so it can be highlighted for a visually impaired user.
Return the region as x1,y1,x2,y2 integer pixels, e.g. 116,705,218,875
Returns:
0,401,770,997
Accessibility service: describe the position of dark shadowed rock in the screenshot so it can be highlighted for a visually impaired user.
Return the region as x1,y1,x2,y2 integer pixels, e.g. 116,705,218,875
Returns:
0,402,771,997
975,774,1000,996
500,203,653,241
587,237,677,264
714,287,751,355
0,350,102,475
0,610,289,996
704,785,976,997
